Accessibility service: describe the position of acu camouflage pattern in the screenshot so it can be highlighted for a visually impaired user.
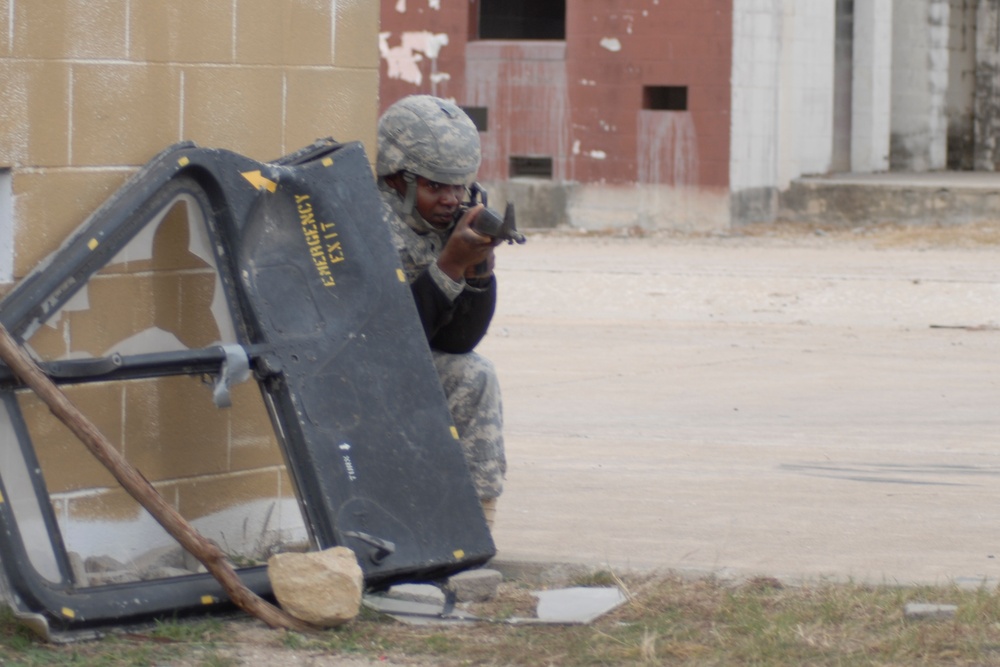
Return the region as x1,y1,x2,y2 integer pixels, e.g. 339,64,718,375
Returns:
433,350,505,501
376,95,481,186
380,183,451,281
379,186,506,500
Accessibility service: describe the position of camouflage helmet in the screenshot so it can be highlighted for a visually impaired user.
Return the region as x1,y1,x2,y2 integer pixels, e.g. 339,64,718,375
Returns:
376,95,481,186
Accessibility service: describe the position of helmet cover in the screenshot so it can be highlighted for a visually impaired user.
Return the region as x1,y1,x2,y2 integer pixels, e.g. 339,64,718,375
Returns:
376,95,481,185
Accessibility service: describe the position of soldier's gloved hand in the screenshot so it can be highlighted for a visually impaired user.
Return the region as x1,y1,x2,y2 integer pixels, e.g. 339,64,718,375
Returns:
437,205,497,282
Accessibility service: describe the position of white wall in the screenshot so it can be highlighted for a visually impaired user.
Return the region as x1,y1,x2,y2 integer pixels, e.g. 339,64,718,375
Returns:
852,0,894,172
783,2,836,182
731,0,837,213
890,0,950,170
731,1,781,195
974,0,1000,170
946,0,976,169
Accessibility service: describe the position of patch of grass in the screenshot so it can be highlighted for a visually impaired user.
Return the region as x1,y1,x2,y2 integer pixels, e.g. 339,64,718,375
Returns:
280,630,308,649
149,616,224,643
2,574,1000,665
570,569,619,587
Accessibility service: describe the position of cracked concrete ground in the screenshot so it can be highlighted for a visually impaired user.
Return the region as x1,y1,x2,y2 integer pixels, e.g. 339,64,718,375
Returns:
480,228,1000,587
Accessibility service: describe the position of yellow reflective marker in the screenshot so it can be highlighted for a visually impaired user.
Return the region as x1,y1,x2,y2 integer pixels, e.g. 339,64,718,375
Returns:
453,549,465,560
87,238,99,250
241,170,277,193
177,156,190,167
201,595,217,605
396,268,406,282
61,607,76,618
322,157,333,167
0,490,4,503
450,426,459,440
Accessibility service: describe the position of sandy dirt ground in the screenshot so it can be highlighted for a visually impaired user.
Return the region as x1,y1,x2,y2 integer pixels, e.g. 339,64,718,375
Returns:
481,224,1000,588
48,224,1000,665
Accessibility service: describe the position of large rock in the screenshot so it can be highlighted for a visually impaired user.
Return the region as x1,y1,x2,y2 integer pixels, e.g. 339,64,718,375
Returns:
267,547,363,626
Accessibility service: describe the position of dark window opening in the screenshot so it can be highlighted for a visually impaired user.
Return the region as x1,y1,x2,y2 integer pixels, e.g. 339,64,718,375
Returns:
510,156,553,178
461,107,489,132
477,0,565,40
644,86,688,111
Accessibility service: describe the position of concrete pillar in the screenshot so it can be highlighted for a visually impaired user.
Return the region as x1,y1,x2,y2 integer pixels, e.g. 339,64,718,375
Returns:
975,0,1000,170
890,0,950,171
729,1,783,222
832,0,855,173
731,0,836,222
781,1,836,183
945,0,977,169
852,0,894,172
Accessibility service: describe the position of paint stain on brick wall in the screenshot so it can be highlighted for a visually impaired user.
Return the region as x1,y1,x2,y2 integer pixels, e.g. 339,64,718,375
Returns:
379,0,731,189
467,42,570,180
637,110,699,187
379,30,450,88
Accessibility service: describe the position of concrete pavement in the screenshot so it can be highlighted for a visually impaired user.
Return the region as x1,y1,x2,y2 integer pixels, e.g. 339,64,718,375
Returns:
480,230,1000,587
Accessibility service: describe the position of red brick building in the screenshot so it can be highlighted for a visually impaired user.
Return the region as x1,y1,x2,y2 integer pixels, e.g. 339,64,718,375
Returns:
380,2,995,231
379,0,733,230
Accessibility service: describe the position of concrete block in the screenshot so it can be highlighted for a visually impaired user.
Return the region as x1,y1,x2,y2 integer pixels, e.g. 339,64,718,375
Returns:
334,0,380,68
236,0,332,66
0,60,71,167
176,469,279,522
284,68,379,157
229,382,285,472
87,570,141,586
122,377,230,482
71,64,181,167
904,602,958,620
500,179,568,229
385,583,446,606
12,169,131,278
21,383,123,493
130,0,232,63
446,568,503,602
67,487,142,523
131,544,186,573
84,554,127,573
0,0,8,56
14,0,128,60
140,566,193,581
183,67,284,160
67,551,88,586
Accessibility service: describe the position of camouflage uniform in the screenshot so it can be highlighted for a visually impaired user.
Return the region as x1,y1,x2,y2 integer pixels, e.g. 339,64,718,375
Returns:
376,96,506,501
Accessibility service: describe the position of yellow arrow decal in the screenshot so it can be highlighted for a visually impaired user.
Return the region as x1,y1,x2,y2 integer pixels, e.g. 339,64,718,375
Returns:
241,170,277,193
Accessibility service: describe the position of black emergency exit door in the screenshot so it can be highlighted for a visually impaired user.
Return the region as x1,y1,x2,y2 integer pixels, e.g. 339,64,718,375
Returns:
0,139,493,636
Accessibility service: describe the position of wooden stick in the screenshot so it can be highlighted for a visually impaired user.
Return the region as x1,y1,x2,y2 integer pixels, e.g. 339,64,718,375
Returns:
0,324,314,633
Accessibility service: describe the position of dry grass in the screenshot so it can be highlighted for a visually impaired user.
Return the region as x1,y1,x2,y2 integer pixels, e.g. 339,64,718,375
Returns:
6,571,1000,666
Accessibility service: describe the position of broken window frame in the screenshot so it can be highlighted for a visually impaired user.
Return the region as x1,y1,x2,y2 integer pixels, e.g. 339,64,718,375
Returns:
0,139,494,638
0,145,273,635
474,0,567,40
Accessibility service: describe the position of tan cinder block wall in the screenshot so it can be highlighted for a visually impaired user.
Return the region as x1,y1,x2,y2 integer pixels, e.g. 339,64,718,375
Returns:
0,0,380,564
1,0,379,276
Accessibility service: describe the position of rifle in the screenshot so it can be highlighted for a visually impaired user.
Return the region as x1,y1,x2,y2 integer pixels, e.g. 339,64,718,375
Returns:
461,183,526,245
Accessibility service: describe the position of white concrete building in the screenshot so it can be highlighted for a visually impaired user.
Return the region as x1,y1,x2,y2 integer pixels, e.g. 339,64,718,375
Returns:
731,0,992,226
